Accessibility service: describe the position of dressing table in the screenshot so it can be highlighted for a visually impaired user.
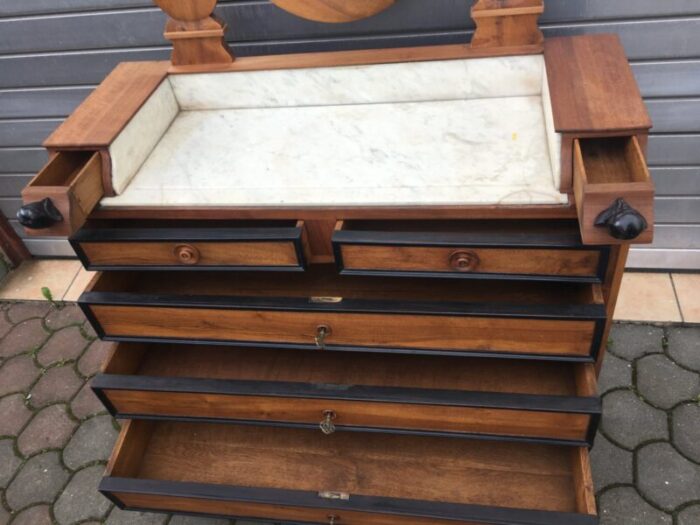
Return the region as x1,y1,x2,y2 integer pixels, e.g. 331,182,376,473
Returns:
17,1,654,523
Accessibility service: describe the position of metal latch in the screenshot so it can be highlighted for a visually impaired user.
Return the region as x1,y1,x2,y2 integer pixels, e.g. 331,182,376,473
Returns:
318,491,350,501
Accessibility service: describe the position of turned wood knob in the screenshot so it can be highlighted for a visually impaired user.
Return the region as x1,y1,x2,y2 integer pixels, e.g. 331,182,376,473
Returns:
449,250,480,272
16,198,63,230
174,244,200,265
594,198,648,241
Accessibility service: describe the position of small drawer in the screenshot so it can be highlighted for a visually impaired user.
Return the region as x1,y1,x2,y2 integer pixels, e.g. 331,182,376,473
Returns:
79,266,606,361
102,421,598,525
333,220,609,283
94,343,600,445
70,220,309,271
19,151,104,236
573,136,655,245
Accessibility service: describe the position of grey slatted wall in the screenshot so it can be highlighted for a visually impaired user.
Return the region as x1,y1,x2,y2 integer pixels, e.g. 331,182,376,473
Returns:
0,0,698,268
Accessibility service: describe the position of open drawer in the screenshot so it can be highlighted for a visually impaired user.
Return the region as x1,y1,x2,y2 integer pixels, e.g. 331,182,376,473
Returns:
19,151,104,236
573,136,654,244
79,266,606,361
102,421,598,525
71,219,309,271
333,220,609,283
94,343,600,445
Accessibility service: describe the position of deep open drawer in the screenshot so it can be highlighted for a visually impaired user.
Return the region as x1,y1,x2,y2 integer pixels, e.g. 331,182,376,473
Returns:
333,220,609,283
102,420,598,525
79,267,606,361
70,219,309,271
94,342,600,445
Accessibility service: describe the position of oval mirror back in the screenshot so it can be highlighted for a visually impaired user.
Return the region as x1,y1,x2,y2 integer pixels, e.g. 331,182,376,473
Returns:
271,0,396,23
153,0,218,21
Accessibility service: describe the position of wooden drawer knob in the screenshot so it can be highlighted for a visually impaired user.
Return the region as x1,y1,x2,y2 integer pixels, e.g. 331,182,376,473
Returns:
174,244,200,265
449,250,480,272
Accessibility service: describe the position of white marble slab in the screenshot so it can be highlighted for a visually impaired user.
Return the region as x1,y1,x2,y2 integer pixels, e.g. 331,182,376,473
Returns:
101,95,568,208
170,55,545,111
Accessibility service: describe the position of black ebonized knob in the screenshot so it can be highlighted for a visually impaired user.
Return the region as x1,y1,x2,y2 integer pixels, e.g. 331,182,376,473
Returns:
594,198,648,241
16,198,63,230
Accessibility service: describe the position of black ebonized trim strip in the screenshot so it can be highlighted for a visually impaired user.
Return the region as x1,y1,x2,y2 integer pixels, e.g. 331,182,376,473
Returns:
79,291,607,321
92,374,601,415
336,268,602,284
93,334,598,364
100,477,599,525
71,226,303,243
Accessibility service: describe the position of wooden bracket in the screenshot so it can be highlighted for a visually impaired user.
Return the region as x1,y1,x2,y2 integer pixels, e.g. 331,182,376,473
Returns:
154,0,234,67
471,0,544,49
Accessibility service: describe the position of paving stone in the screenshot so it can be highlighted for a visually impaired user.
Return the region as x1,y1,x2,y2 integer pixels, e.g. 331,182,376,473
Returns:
608,324,664,360
63,415,119,470
590,433,633,490
78,340,113,378
28,365,83,408
0,319,48,359
11,504,52,525
0,394,32,436
671,403,700,463
82,321,98,340
598,487,672,525
44,304,86,330
17,404,76,457
601,389,668,449
678,505,700,525
0,440,21,488
71,381,106,420
597,352,633,394
5,452,69,510
0,355,40,396
53,465,112,525
667,327,700,372
637,354,700,409
170,516,231,525
7,302,50,324
106,507,169,524
637,442,700,511
0,312,12,339
37,327,89,367
0,503,8,525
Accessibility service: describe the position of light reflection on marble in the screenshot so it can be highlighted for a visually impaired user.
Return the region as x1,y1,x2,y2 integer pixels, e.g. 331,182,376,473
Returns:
101,96,568,208
170,55,545,111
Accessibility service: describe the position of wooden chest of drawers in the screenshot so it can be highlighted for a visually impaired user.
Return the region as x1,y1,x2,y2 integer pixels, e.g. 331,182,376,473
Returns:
16,2,656,523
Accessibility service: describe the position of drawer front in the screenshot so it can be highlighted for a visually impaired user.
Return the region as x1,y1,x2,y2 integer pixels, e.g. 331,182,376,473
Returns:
71,221,308,270
95,385,597,445
84,305,602,360
333,221,609,282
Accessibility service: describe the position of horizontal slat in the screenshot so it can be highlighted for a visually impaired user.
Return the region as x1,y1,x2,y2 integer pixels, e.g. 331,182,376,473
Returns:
628,248,700,270
0,0,152,17
542,0,700,22
0,174,34,196
647,99,700,133
0,119,61,147
0,148,47,173
648,135,700,166
633,61,700,98
651,167,700,196
0,87,92,119
655,198,700,223
20,238,75,257
651,225,700,249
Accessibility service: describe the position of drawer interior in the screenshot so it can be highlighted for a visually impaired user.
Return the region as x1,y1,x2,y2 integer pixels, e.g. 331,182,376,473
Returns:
104,343,596,399
577,137,648,185
108,420,596,516
86,265,602,306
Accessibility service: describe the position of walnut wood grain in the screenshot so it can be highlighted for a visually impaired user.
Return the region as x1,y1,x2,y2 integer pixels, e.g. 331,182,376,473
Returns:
544,35,652,134
44,62,169,149
471,0,544,49
271,0,395,23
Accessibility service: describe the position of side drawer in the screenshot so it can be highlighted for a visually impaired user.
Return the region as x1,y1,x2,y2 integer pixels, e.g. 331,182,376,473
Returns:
573,136,655,245
70,220,309,271
333,220,609,283
19,151,104,236
79,267,607,361
94,343,601,445
101,421,598,525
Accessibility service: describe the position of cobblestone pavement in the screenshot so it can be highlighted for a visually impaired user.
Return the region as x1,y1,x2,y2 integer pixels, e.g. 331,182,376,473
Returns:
0,301,697,525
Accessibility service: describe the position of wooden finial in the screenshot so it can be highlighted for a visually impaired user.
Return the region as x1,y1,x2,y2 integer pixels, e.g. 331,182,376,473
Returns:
154,0,234,67
471,0,544,49
271,0,395,23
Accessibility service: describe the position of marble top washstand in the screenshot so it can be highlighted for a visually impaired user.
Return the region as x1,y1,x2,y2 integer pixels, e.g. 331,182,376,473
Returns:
101,54,565,208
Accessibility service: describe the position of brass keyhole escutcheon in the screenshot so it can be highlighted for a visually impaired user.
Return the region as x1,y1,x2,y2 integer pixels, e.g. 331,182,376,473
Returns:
328,515,340,525
174,244,200,265
320,410,337,435
315,324,331,349
449,250,480,272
